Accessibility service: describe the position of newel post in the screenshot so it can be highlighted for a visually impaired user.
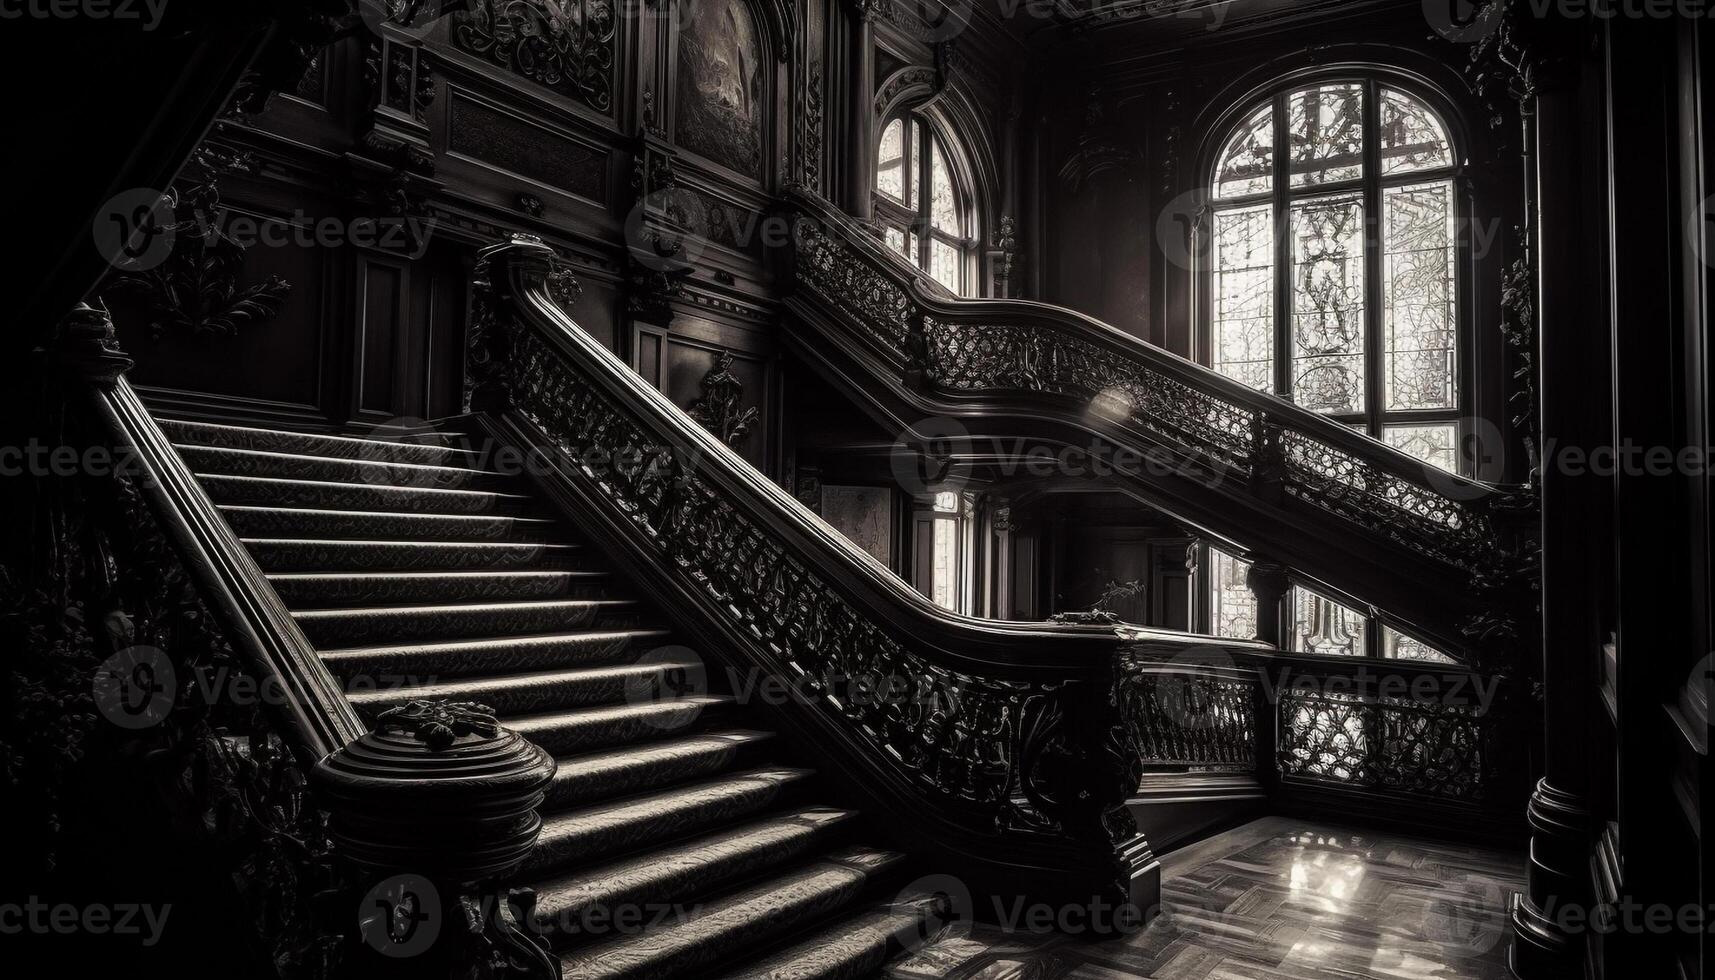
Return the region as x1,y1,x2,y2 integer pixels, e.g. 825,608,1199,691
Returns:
313,700,558,979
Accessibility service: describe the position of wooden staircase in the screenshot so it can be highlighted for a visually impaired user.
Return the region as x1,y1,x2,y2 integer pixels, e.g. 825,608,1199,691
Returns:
156,417,949,980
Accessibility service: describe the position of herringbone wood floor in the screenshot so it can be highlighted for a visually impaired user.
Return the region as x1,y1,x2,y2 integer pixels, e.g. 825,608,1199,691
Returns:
887,816,1522,979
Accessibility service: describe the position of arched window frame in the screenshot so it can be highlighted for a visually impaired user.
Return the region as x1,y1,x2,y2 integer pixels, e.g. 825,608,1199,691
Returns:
873,112,979,295
1196,72,1475,473
1193,71,1478,665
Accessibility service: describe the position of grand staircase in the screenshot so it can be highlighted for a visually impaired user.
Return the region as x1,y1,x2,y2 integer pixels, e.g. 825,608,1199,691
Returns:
155,416,949,979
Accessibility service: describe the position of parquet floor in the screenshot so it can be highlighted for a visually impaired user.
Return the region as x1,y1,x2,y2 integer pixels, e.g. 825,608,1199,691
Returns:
886,816,1523,979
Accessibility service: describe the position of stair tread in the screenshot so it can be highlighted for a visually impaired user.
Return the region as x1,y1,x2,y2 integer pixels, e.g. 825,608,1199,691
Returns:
714,895,947,980
319,628,671,660
506,695,733,730
530,807,859,937
160,419,483,461
557,848,910,980
178,443,499,476
220,504,557,524
270,570,605,582
197,473,531,503
345,660,701,707
241,538,573,549
529,769,818,876
547,730,776,804
295,598,640,618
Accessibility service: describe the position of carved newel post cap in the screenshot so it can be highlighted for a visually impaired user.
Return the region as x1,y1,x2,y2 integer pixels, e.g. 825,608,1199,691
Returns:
52,303,133,387
312,700,556,884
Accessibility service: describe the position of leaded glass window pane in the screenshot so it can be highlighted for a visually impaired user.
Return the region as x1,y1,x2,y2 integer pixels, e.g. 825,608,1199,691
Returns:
1288,84,1365,187
1209,548,1257,640
1384,423,1459,473
1291,587,1367,657
885,225,908,259
878,119,906,203
930,140,958,234
1291,193,1366,413
1214,103,1274,199
1380,89,1453,176
931,517,956,610
1383,626,1456,664
930,239,961,292
1212,204,1275,392
1383,181,1457,410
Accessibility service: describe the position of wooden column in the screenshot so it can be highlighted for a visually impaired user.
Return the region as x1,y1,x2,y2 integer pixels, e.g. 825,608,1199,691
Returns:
1245,559,1291,648
1509,21,1606,980
845,0,877,222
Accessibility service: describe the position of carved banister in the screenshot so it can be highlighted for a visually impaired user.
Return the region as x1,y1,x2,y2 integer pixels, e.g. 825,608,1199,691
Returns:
780,187,1538,659
473,232,1278,921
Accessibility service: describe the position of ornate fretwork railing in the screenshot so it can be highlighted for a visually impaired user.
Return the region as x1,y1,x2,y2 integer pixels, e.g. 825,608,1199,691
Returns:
1118,655,1262,773
1116,650,1520,824
470,234,1290,916
780,190,1538,658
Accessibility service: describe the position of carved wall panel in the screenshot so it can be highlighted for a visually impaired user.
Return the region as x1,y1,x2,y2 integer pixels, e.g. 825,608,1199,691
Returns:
821,484,895,565
445,90,610,203
451,0,617,115
675,0,769,180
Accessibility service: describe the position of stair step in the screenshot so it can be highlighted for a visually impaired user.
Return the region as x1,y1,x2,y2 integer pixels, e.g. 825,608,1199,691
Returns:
295,599,647,646
270,570,613,607
159,418,480,467
346,660,703,718
531,807,859,942
556,848,911,980
220,505,558,542
177,444,502,489
547,731,778,808
715,894,949,980
508,697,738,756
319,629,673,682
526,770,817,877
241,538,586,573
197,475,531,514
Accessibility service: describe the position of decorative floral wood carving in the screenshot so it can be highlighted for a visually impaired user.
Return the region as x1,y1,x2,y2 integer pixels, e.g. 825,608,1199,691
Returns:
105,147,293,340
452,0,617,114
376,699,502,750
688,350,761,449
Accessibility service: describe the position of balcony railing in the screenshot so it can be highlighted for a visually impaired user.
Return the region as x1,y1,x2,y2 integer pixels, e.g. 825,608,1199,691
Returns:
779,189,1538,659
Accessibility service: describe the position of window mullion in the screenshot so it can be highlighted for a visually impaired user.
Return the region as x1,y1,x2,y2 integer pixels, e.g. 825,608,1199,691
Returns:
1273,93,1292,400
1362,79,1386,439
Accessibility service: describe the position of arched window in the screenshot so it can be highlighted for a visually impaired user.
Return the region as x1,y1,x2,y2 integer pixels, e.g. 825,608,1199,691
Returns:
1205,79,1464,472
875,115,975,295
1200,78,1465,665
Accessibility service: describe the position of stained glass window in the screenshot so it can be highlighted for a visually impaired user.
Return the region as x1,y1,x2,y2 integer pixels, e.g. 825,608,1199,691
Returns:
1209,548,1257,640
874,114,974,296
1291,587,1368,657
1204,79,1462,449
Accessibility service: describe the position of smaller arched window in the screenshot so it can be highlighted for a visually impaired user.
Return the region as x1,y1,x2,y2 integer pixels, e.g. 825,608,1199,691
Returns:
1204,78,1464,471
874,116,975,295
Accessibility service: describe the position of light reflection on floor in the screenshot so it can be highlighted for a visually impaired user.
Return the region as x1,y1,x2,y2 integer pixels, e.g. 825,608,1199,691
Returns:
885,816,1522,980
